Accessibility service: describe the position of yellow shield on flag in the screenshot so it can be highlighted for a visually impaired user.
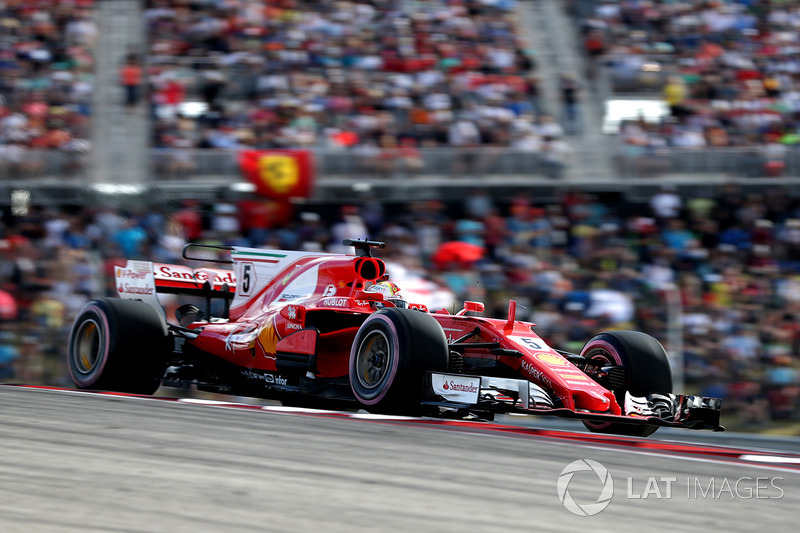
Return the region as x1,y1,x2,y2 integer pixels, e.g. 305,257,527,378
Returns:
257,154,299,194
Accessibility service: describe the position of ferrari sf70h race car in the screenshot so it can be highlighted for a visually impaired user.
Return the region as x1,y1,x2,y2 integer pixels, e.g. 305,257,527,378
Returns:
68,239,722,437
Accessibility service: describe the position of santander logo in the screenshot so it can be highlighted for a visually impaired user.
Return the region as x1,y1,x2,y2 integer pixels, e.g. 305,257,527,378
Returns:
442,380,478,393
432,374,481,402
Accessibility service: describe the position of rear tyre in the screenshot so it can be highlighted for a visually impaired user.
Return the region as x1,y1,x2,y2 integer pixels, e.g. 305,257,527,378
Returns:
579,330,673,437
349,308,448,414
68,298,170,395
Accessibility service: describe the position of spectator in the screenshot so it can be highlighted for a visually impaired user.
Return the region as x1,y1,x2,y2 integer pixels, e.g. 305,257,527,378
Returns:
664,76,689,119
112,217,148,259
650,185,682,223
120,54,143,108
559,73,580,134
539,135,572,180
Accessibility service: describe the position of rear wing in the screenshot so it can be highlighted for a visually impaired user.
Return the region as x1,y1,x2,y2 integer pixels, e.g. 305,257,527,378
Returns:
116,260,235,297
152,263,236,295
115,260,236,319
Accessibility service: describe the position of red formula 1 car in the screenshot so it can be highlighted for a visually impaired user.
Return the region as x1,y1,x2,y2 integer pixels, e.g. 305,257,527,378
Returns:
67,240,722,436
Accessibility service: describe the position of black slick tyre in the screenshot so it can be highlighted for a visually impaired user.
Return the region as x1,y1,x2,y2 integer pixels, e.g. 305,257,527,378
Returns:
68,298,169,394
579,330,673,437
349,307,448,414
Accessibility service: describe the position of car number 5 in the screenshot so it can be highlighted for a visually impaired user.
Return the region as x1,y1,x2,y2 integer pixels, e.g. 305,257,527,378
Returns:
241,263,253,295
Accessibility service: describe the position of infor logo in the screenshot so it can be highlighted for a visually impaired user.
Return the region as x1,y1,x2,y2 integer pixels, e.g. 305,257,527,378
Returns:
557,459,614,516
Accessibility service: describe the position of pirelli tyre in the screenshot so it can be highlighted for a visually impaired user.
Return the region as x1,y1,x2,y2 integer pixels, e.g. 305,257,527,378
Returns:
68,298,170,395
349,307,449,414
579,330,674,437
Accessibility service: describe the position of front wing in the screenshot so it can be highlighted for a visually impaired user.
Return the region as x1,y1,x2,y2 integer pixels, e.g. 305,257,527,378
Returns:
422,373,724,431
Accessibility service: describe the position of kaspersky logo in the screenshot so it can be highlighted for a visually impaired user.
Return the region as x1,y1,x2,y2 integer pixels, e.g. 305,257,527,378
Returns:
557,459,614,516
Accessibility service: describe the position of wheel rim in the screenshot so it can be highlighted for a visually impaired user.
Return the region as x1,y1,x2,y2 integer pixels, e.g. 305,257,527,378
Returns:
584,346,622,393
73,319,103,375
585,348,615,366
355,330,392,394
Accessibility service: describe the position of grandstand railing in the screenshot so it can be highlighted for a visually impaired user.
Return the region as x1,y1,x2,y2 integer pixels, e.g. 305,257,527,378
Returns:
5,145,800,182
0,149,88,180
614,145,800,179
149,147,553,180
141,145,800,181
2,147,549,181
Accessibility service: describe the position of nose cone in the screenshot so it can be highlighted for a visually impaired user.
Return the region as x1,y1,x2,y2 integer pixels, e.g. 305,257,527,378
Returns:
572,389,620,414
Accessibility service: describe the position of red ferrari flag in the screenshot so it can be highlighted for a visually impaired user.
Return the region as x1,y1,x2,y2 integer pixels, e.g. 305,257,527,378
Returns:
238,149,314,199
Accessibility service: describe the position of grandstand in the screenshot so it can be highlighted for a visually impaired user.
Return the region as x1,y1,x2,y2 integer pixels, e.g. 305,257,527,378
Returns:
6,0,800,207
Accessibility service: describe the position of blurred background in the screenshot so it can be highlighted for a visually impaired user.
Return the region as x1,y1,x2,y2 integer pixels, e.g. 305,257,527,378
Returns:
1,0,800,433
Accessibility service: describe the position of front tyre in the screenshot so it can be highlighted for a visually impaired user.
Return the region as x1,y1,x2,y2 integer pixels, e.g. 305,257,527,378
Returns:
349,308,448,414
68,298,170,395
579,331,673,437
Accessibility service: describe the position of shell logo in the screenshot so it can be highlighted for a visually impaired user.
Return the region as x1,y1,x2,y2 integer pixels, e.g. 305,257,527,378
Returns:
535,352,570,366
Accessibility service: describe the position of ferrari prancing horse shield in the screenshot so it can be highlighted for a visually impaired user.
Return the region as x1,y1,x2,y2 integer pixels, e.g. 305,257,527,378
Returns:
239,149,314,199
258,154,298,194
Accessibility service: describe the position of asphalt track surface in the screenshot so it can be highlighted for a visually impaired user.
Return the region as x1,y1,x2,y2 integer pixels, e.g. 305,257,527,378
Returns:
2,385,799,533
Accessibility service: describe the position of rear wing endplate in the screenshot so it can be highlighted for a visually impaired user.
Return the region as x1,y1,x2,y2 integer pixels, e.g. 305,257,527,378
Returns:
115,260,236,318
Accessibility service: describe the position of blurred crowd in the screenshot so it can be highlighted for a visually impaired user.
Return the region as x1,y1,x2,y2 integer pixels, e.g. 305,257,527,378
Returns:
0,0,575,179
576,0,800,162
2,182,800,428
0,0,94,176
145,0,562,157
16,0,800,180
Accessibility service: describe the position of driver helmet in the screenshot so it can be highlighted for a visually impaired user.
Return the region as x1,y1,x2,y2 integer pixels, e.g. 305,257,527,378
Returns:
365,280,408,308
